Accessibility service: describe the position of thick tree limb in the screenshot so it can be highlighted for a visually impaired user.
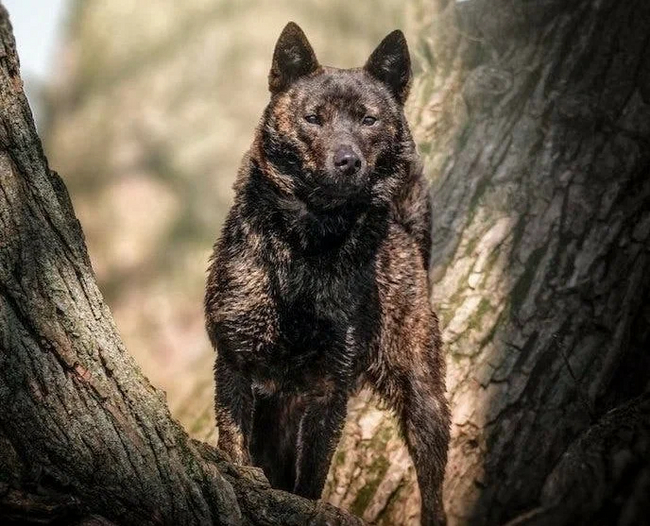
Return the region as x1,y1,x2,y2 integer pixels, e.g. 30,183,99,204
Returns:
0,5,362,525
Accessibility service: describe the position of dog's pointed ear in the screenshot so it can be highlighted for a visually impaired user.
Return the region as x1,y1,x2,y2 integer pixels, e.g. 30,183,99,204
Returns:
364,30,411,104
269,22,319,94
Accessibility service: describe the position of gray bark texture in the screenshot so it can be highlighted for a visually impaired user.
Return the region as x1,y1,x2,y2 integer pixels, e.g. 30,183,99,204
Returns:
424,0,650,524
0,5,362,525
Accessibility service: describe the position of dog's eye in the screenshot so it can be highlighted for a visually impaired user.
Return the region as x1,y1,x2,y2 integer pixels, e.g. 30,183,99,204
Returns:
304,114,320,125
362,116,377,126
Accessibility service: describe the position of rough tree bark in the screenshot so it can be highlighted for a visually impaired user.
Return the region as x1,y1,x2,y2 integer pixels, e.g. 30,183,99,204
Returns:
0,6,361,525
427,0,650,524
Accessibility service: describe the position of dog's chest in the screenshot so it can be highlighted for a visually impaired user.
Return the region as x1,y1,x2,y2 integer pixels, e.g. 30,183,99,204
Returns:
278,260,364,347
254,257,379,388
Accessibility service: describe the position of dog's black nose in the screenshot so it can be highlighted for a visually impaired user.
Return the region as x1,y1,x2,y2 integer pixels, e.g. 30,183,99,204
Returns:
333,146,361,176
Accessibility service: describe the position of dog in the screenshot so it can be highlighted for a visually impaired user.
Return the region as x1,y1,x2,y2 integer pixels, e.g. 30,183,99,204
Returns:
205,22,450,525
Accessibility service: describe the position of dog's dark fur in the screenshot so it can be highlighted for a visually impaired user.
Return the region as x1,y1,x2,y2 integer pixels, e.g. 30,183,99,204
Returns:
205,22,450,525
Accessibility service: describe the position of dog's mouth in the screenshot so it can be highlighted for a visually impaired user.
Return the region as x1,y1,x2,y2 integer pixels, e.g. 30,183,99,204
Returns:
295,176,370,210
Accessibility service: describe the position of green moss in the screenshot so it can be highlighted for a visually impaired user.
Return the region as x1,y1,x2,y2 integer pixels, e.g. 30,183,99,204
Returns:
479,301,508,347
419,141,432,155
483,246,502,274
466,297,492,334
476,297,492,319
376,479,407,525
188,407,212,436
348,424,396,515
464,235,480,256
350,456,391,516
373,425,393,447
440,264,475,326
456,120,473,151
467,176,491,224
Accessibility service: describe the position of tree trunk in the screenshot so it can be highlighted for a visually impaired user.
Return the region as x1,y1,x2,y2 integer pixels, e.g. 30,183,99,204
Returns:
0,5,362,525
427,1,650,524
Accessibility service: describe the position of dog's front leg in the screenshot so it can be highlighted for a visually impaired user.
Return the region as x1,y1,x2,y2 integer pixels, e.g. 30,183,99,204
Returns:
215,355,254,465
293,389,348,499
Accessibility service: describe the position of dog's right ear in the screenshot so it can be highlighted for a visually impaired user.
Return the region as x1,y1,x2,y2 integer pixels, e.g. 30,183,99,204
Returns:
269,22,319,94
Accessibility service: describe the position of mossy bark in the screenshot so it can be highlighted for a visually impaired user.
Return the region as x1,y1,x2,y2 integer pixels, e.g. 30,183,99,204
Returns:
427,2,650,523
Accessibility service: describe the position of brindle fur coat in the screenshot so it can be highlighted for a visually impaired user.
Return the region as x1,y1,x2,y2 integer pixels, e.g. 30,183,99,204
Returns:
205,22,450,525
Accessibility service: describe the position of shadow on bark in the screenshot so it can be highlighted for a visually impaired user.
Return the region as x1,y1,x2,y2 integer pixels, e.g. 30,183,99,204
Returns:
428,1,650,524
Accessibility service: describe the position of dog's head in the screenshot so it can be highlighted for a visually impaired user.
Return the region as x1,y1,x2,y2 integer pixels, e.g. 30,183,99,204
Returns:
256,22,415,210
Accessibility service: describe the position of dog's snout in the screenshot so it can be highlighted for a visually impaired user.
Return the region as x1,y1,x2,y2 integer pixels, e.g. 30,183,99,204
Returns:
333,146,361,176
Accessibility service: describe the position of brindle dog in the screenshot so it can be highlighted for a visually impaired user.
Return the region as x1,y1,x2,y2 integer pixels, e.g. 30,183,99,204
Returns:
205,22,450,525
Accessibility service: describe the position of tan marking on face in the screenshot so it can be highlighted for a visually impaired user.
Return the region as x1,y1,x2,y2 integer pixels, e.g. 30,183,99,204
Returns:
273,92,296,138
271,91,319,172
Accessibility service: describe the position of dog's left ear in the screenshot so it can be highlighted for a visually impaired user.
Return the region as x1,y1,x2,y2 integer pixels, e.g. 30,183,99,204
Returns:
269,22,320,94
364,30,412,104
